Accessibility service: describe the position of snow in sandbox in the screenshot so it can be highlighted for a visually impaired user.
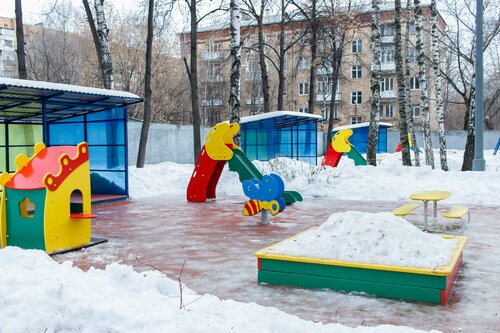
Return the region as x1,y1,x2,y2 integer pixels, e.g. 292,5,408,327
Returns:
265,211,460,269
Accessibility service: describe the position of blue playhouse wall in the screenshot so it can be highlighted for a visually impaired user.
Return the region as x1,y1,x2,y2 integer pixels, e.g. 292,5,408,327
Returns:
47,108,128,195
241,120,318,164
332,125,389,154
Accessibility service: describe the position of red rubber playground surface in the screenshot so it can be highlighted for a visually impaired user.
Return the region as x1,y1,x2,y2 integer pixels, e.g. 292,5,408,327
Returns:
54,195,500,333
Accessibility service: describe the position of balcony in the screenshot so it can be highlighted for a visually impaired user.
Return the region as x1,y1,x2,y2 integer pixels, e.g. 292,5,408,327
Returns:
316,93,341,103
380,91,397,99
245,97,264,105
381,62,396,72
381,35,394,44
201,51,223,61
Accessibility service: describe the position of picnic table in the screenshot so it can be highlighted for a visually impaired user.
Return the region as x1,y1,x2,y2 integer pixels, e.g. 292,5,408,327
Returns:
409,190,452,231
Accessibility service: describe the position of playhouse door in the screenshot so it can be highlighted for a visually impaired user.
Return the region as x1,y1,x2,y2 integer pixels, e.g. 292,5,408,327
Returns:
5,188,46,251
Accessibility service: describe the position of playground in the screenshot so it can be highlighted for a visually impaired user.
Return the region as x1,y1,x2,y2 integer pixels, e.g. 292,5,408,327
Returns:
53,193,500,332
0,88,498,332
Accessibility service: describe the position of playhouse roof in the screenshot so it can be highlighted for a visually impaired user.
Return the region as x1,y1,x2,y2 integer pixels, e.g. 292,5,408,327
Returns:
0,78,142,124
332,122,393,131
240,111,323,128
6,146,78,190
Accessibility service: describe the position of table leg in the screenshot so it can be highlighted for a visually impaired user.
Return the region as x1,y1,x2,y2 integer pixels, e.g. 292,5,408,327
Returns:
433,201,438,219
423,201,429,231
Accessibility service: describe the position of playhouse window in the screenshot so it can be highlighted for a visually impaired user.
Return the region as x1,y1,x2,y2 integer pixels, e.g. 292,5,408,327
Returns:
19,198,35,218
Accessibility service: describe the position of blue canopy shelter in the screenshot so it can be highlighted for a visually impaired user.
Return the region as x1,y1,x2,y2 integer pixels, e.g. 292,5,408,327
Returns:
0,78,142,202
331,122,393,153
240,111,323,164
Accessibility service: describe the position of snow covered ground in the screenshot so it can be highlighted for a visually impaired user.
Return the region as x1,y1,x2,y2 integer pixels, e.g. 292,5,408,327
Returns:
1,149,498,333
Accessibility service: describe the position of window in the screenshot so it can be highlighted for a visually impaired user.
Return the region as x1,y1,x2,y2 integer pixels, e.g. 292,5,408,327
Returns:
208,41,222,53
351,65,362,79
381,24,395,37
322,106,338,120
408,47,417,62
381,45,395,63
380,77,394,92
381,104,394,118
409,76,420,90
351,91,362,104
316,76,332,94
299,82,309,96
352,39,362,53
412,105,421,118
208,63,221,77
298,56,309,70
299,107,309,113
3,40,13,47
351,116,362,124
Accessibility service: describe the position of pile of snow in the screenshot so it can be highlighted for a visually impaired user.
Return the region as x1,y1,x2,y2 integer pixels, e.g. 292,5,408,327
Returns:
0,247,438,333
264,212,460,269
129,149,500,206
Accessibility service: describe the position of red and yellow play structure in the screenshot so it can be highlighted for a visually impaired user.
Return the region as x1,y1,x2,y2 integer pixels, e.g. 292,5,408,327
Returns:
0,142,101,254
187,122,302,204
322,129,367,167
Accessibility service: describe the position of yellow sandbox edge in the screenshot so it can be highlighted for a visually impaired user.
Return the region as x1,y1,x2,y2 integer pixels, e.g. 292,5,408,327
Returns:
255,227,467,276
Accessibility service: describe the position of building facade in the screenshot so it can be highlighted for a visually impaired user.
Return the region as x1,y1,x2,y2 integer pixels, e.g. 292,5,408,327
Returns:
179,5,446,131
0,17,17,79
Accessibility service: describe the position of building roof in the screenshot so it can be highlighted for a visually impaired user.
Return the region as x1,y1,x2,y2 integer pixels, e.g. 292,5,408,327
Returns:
0,78,142,124
240,111,323,128
332,122,393,131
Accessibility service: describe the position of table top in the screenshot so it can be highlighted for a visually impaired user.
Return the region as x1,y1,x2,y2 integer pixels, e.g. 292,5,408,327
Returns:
410,190,452,201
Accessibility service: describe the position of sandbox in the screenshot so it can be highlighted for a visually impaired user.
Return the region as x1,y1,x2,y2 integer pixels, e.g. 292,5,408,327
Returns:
255,227,467,304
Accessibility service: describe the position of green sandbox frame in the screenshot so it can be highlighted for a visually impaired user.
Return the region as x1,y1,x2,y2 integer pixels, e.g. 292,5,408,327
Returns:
255,228,467,304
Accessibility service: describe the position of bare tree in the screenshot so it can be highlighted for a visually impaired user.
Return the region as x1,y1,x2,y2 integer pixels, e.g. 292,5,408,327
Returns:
229,0,242,144
136,0,155,168
415,0,434,168
82,0,114,89
366,0,381,166
15,0,27,79
289,0,320,114
404,0,420,165
240,0,271,113
396,0,411,166
431,0,448,170
440,0,500,170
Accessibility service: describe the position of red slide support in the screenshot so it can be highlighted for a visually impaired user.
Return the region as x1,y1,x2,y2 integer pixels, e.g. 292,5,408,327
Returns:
187,145,227,202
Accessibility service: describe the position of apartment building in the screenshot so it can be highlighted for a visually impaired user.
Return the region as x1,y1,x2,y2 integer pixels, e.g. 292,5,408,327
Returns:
0,17,17,79
179,5,446,130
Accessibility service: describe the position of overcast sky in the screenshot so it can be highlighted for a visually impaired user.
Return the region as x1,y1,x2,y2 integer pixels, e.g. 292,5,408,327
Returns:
0,0,136,23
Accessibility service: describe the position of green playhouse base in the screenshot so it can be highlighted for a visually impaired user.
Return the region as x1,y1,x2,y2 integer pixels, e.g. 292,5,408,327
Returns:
255,229,466,304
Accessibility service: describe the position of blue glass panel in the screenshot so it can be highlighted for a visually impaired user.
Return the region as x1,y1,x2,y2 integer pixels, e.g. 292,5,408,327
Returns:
86,121,125,145
53,115,84,123
87,108,125,121
88,146,126,170
48,123,85,145
90,171,126,195
246,146,257,160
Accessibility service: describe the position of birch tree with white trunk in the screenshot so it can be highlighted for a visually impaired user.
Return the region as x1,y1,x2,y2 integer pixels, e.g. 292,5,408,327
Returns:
366,0,381,166
94,0,114,89
229,0,241,144
414,0,434,168
404,0,420,165
431,0,448,171
395,0,411,166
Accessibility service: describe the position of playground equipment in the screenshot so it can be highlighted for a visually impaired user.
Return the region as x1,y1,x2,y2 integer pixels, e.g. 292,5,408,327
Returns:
242,173,286,225
0,142,103,254
187,122,302,204
321,129,367,167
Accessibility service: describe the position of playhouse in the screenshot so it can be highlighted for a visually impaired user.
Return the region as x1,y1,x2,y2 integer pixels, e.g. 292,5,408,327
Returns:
0,78,142,201
239,111,323,164
0,142,102,253
331,122,393,154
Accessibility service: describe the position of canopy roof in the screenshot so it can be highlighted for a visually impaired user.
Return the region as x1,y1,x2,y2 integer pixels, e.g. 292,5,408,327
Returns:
241,111,323,129
0,78,142,124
